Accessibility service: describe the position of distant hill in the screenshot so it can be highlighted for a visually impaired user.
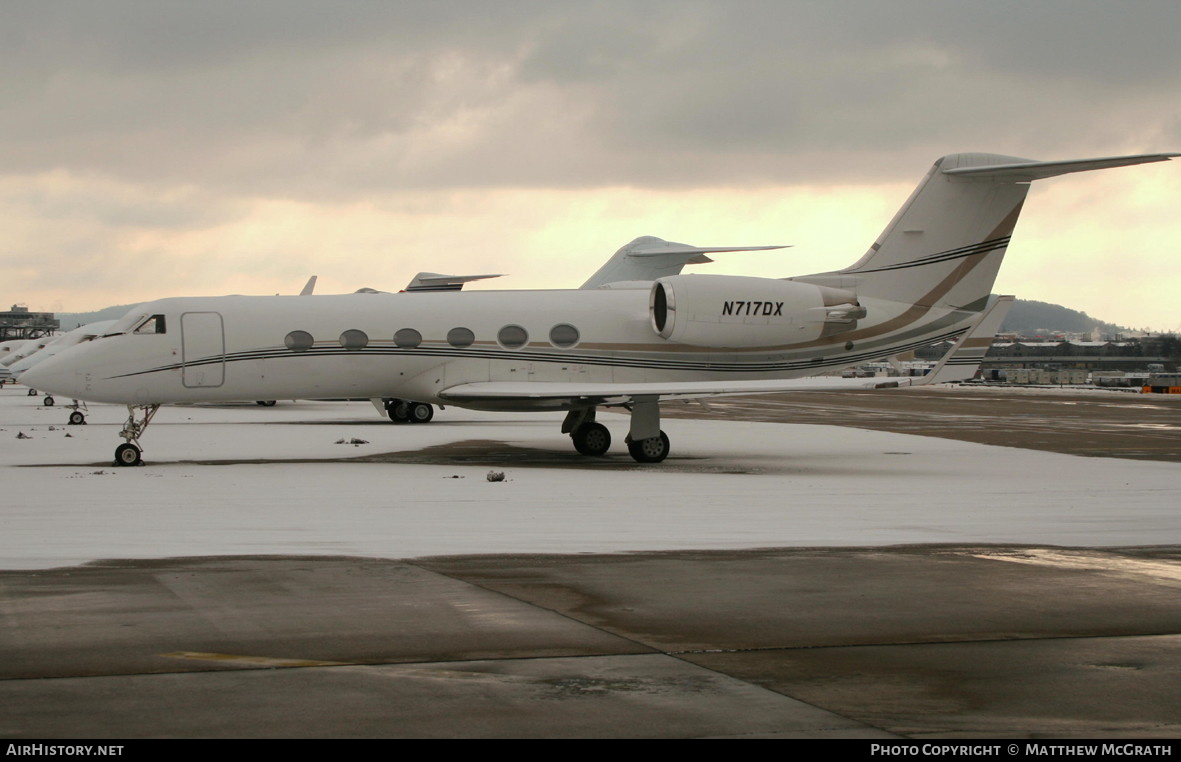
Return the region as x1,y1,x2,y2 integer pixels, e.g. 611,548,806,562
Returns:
54,304,139,331
52,297,1131,337
1000,299,1128,337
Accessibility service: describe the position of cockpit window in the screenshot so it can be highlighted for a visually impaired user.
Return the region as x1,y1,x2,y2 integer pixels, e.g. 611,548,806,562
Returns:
105,311,149,336
134,315,167,335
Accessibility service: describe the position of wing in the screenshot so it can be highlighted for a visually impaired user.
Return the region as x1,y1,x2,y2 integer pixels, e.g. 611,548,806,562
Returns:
441,296,1013,410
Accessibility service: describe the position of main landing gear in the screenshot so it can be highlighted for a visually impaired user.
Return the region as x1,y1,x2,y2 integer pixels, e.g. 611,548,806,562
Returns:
383,398,435,424
562,398,671,463
113,404,160,467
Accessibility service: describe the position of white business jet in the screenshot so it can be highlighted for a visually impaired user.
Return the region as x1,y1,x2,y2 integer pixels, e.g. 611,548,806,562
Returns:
1,337,56,389
22,152,1177,466
7,321,117,419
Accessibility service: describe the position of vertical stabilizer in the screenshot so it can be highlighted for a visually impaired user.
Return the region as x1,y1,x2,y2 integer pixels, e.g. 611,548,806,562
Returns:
810,152,1177,313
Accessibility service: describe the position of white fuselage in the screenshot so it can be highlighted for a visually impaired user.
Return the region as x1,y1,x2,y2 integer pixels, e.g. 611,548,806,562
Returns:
21,286,969,409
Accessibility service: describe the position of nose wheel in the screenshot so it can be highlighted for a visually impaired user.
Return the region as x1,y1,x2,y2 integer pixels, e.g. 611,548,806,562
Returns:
113,404,159,467
115,443,143,467
66,399,88,425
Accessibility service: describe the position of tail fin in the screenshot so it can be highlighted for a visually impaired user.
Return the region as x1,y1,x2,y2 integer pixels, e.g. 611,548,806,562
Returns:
806,152,1177,311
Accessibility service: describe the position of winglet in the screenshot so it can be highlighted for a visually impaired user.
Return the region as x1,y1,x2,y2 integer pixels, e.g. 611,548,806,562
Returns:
920,296,1014,385
299,276,318,296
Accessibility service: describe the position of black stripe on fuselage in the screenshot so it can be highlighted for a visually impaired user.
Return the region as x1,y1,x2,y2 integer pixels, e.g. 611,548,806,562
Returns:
107,326,969,382
845,236,1011,274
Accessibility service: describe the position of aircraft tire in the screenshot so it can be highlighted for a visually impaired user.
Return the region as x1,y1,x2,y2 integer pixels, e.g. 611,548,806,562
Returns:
407,402,434,423
114,443,142,467
43,396,55,407
572,422,611,456
27,389,37,396
69,411,86,425
627,431,670,463
255,400,277,407
387,400,410,423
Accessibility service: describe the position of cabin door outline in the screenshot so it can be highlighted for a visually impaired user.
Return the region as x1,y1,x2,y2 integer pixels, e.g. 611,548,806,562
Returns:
181,311,226,388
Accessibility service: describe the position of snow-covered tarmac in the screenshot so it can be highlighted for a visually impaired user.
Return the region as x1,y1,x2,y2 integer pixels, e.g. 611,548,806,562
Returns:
2,387,1178,570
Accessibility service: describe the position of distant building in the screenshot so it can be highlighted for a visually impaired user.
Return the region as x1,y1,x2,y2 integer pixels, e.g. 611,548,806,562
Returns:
915,331,1179,382
1,305,59,341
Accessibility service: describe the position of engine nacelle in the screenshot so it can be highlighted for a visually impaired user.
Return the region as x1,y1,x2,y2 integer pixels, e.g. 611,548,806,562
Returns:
650,274,864,347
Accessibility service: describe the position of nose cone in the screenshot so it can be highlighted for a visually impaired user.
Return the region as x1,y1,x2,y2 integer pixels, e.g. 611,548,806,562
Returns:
19,351,86,399
7,350,55,381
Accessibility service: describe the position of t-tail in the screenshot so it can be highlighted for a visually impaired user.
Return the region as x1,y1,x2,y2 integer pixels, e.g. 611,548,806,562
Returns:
799,152,1178,313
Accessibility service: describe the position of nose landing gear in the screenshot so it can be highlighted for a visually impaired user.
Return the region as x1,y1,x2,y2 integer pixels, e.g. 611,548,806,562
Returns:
66,399,88,425
113,404,160,467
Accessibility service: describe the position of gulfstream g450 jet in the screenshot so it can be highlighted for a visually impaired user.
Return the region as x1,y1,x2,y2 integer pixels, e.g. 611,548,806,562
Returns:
22,152,1177,466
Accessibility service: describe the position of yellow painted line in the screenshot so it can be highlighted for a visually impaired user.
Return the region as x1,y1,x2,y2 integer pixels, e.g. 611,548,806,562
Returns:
163,651,348,668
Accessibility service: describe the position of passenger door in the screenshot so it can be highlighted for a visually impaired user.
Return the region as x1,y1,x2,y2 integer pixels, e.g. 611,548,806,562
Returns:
181,312,225,388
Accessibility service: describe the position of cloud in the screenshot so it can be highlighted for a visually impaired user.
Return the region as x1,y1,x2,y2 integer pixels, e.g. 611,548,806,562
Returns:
2,1,1178,196
1,2,1178,328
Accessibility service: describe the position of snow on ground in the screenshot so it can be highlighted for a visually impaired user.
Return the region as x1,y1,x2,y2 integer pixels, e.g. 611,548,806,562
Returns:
1,386,1178,570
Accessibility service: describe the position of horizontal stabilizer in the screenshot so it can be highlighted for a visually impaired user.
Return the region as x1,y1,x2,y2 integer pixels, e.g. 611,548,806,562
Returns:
626,242,788,258
404,272,504,292
943,153,1179,182
581,236,788,289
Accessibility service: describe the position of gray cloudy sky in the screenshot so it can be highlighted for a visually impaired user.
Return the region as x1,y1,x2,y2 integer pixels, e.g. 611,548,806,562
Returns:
3,1,1180,327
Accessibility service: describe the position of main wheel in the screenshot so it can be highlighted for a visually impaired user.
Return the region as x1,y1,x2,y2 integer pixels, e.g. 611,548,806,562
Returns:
572,422,611,456
255,400,277,407
43,396,55,406
407,402,434,423
627,431,670,463
114,443,142,467
68,411,86,425
27,389,37,396
387,399,410,423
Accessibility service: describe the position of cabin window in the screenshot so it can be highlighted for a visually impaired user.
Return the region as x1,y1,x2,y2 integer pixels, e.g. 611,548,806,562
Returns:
339,329,369,351
394,328,422,348
134,315,167,335
549,323,579,348
285,330,314,352
497,325,528,349
447,327,475,348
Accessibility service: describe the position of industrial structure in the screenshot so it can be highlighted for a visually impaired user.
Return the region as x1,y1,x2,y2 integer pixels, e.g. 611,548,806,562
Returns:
1,305,58,341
